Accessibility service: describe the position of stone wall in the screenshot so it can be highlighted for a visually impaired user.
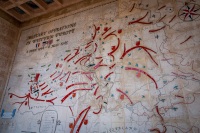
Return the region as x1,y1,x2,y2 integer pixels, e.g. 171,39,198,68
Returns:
0,17,19,102
1,0,200,132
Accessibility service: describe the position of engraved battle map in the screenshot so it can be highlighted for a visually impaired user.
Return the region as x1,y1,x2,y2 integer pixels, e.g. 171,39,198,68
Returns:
1,0,200,133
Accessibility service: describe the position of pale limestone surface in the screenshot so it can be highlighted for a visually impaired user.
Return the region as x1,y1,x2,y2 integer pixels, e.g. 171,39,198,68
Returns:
0,0,200,133
0,17,19,102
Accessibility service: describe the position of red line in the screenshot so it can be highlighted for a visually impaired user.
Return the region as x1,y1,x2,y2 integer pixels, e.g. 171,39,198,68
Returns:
180,36,192,44
10,92,57,110
70,106,91,133
75,54,91,64
30,85,33,92
143,49,158,66
94,43,98,53
93,105,102,114
34,73,40,82
120,43,156,59
65,72,71,83
76,107,90,132
158,5,166,10
85,41,93,49
59,73,66,80
103,30,117,39
83,58,90,65
190,12,200,15
149,128,161,133
108,38,120,61
72,71,80,75
92,25,99,40
12,101,26,110
128,12,152,25
64,53,71,61
52,70,63,80
95,57,102,59
109,63,116,69
104,72,114,79
94,59,107,69
163,125,168,133
125,67,158,89
136,22,153,24
67,54,79,62
46,97,57,105
94,86,99,96
91,83,97,87
79,57,89,65
129,3,135,12
94,59,103,69
184,12,189,21
81,72,94,75
29,94,43,102
99,64,107,67
96,95,103,100
85,44,92,49
150,125,166,133
67,48,80,62
121,43,127,59
61,89,92,103
42,89,53,96
108,38,120,55
169,15,176,23
156,106,163,121
39,82,45,87
129,12,148,24
85,74,93,81
69,106,74,116
8,93,27,99
172,94,195,105
66,82,88,90
50,71,57,78
102,27,111,36
175,95,184,98
158,15,166,22
41,85,48,90
116,89,133,104
149,25,166,32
